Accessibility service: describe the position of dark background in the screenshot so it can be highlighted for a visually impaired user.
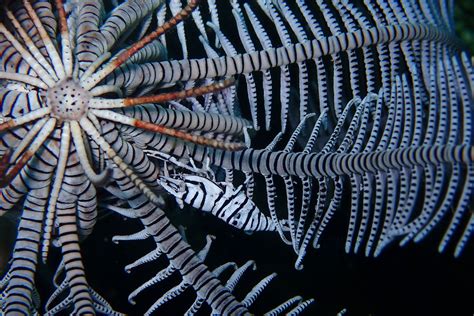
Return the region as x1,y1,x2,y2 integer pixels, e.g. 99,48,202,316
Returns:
456,0,474,54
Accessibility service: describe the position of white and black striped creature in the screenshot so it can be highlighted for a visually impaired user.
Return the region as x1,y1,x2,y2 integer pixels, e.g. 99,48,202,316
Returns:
159,173,285,232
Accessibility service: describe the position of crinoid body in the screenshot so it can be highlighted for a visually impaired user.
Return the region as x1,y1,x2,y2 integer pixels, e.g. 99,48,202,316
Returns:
1,0,315,315
1,0,474,315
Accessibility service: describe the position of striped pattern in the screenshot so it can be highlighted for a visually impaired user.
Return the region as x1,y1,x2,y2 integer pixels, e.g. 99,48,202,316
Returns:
1,192,47,314
134,0,473,269
200,85,474,264
210,144,474,179
1,0,473,315
0,1,277,315
159,174,280,232
105,167,248,315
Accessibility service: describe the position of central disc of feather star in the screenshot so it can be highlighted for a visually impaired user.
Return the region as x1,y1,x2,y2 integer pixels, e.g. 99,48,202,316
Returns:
47,79,91,121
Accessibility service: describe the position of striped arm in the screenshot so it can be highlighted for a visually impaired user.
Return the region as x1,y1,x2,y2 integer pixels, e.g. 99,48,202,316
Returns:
116,104,250,135
110,170,249,315
112,23,455,88
73,177,98,239
55,196,94,315
99,0,164,51
73,1,109,76
209,145,474,179
101,121,162,191
2,189,48,315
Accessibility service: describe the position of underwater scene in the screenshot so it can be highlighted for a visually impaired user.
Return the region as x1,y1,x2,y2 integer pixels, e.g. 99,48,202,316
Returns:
0,0,473,315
